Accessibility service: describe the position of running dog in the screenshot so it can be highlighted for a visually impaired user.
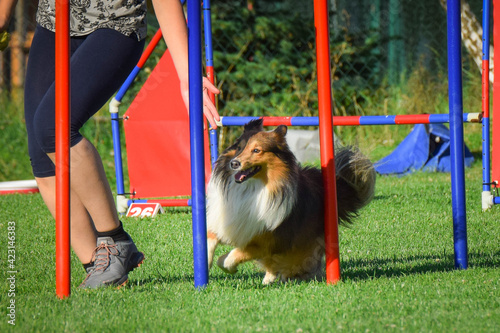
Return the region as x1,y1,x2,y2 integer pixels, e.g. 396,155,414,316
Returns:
206,119,375,284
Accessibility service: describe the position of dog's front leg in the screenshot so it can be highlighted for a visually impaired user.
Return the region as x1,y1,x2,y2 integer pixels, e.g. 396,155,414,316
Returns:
262,271,278,285
217,248,253,274
207,231,219,268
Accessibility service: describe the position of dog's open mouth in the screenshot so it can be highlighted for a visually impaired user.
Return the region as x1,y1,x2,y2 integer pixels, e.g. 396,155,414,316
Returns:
234,166,261,183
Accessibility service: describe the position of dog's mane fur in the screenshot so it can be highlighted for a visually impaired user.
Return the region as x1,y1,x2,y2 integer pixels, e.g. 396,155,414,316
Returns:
207,119,300,247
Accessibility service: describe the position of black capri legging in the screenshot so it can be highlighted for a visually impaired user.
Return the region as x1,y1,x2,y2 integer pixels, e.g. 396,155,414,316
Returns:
24,25,145,177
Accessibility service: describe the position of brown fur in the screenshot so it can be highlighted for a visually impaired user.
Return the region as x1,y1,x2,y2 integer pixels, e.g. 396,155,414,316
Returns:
206,119,376,284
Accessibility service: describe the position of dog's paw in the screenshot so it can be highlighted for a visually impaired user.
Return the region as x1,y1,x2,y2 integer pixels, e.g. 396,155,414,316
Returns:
217,253,238,274
262,271,277,285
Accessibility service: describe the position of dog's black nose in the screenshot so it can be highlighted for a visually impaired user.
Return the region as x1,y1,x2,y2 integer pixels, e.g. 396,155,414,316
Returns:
230,160,241,170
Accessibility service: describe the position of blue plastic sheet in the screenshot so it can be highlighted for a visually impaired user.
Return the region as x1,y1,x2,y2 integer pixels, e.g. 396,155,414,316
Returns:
374,124,474,176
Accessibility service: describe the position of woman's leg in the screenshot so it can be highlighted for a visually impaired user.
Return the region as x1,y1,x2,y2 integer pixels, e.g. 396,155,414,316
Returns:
25,26,145,286
35,136,122,264
25,26,98,264
35,176,97,264
46,138,121,233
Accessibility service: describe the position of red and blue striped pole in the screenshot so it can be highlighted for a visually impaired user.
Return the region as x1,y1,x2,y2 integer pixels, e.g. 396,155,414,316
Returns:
203,0,215,102
114,29,163,105
188,0,209,288
314,0,341,284
55,0,71,298
482,0,493,210
492,0,500,190
110,29,164,202
218,113,480,127
447,0,468,269
203,0,219,165
127,199,191,207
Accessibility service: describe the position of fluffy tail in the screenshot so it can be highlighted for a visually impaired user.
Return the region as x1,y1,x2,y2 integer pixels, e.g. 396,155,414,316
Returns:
334,146,376,226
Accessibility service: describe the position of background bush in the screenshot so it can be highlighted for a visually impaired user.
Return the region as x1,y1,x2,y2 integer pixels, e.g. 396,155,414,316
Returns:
0,0,486,182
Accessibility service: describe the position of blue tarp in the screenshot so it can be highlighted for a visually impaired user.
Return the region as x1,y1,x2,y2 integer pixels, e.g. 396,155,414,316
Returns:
374,124,474,176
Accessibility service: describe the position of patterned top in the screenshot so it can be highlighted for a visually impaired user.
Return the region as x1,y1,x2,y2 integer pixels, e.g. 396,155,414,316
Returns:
36,0,148,41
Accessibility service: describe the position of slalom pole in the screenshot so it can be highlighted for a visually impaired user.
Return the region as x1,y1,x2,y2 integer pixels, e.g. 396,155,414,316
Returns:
493,0,500,187
203,0,215,102
110,110,126,213
489,0,500,206
109,29,163,214
482,0,493,210
55,0,71,298
187,0,209,288
112,29,163,106
218,113,481,127
203,0,219,165
128,199,191,207
314,0,340,284
447,0,468,269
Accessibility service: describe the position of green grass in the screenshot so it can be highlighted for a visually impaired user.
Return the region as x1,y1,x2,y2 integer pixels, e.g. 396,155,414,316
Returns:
0,160,499,332
0,70,498,331
0,96,32,181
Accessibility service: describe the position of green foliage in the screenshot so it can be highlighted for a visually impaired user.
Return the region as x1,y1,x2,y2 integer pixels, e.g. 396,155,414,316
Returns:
212,3,318,118
334,63,483,154
0,65,484,183
0,1,486,183
213,2,431,118
211,2,387,122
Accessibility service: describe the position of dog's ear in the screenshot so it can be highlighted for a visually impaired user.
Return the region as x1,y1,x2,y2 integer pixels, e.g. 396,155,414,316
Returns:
274,125,287,138
244,118,264,133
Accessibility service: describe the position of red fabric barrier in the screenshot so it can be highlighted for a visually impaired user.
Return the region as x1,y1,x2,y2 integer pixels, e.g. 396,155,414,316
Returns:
124,50,211,199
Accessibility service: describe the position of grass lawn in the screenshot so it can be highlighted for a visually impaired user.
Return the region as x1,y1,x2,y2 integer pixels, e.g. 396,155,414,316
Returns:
0,157,499,332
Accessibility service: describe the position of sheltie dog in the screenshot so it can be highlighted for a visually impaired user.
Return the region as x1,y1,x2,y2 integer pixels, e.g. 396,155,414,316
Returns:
206,119,376,284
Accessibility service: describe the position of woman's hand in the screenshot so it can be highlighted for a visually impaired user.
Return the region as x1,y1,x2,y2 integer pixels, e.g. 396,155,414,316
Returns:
180,77,221,129
151,0,221,128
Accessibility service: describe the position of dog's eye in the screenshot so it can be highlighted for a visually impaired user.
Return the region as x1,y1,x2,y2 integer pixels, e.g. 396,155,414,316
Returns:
253,148,261,153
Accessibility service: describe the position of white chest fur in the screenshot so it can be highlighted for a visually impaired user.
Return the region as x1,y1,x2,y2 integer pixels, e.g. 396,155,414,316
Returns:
206,177,295,248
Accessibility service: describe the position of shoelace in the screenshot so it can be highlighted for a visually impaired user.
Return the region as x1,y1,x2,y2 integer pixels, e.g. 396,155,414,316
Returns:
90,242,119,273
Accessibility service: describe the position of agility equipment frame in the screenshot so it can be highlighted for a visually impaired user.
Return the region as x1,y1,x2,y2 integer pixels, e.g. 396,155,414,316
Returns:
483,0,500,209
55,0,479,295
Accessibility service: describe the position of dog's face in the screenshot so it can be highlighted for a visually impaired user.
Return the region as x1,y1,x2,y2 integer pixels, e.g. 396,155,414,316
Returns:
223,119,264,158
223,119,290,184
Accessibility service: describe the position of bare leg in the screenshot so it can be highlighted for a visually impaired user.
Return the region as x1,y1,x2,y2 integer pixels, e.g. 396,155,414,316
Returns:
36,176,97,264
39,138,121,263
47,138,120,232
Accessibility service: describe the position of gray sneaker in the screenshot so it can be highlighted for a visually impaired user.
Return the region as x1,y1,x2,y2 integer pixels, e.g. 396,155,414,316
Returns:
79,236,144,289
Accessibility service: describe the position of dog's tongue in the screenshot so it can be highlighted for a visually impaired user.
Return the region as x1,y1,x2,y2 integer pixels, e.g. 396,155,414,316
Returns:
234,171,247,183
234,166,260,183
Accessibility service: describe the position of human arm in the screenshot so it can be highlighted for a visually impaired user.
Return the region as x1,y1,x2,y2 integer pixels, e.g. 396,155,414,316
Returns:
0,0,18,32
151,0,221,128
0,0,18,51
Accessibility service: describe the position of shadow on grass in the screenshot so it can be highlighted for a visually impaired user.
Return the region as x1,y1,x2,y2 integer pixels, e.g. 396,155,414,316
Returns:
128,250,498,288
372,194,392,201
129,271,269,290
469,150,483,163
340,254,454,281
337,250,499,282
